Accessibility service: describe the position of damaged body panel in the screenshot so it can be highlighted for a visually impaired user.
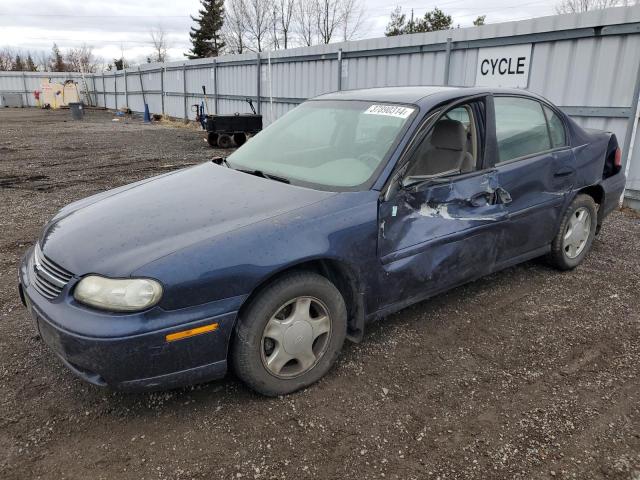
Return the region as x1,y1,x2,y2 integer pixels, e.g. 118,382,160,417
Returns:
494,148,575,261
18,86,627,392
376,170,508,311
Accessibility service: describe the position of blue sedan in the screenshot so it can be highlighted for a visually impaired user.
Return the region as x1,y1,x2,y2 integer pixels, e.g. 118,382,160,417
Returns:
18,86,626,395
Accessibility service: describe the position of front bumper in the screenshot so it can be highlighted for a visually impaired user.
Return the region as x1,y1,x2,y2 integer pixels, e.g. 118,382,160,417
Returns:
18,249,240,392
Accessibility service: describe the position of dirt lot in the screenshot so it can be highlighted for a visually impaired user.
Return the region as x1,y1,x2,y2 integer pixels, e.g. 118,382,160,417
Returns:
1,108,639,480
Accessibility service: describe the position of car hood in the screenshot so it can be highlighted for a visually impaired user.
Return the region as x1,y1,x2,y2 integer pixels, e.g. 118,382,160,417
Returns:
40,162,336,276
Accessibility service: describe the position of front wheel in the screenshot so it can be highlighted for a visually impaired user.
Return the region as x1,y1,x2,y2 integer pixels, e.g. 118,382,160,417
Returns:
232,272,347,396
548,194,598,270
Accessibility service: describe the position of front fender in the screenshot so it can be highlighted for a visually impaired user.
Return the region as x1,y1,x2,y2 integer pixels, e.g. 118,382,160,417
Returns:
133,191,380,311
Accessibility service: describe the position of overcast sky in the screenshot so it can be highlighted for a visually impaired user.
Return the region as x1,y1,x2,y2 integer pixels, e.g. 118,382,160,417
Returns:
0,0,560,63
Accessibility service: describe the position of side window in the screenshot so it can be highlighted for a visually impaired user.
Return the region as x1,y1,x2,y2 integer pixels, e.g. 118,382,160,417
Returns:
543,105,567,148
405,105,478,179
494,97,551,163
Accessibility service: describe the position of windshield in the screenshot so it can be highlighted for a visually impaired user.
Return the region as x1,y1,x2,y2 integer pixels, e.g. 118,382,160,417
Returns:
227,100,416,189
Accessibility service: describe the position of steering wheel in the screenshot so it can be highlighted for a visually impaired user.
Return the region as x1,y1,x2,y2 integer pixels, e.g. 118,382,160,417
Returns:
355,153,380,170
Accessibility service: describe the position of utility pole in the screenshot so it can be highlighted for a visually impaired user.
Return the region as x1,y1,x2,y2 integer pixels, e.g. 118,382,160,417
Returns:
410,9,414,34
273,6,279,50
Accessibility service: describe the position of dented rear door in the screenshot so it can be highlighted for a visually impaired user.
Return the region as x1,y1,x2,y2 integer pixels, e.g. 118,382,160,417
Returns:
489,95,575,262
376,170,509,308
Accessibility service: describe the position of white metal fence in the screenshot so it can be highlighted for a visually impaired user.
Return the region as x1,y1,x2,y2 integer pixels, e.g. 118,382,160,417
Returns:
1,6,640,207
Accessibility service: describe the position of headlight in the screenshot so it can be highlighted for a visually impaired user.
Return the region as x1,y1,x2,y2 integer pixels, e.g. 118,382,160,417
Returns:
74,276,163,312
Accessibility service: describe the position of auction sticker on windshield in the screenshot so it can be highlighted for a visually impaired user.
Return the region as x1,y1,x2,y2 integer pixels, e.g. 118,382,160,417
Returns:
364,104,415,119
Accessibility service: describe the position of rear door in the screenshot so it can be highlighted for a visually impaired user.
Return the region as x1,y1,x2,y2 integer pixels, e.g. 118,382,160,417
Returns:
489,96,575,263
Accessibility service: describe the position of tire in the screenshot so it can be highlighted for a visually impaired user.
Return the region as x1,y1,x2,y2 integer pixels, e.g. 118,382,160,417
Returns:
232,271,347,396
217,134,233,149
207,132,218,148
548,194,598,270
233,132,247,147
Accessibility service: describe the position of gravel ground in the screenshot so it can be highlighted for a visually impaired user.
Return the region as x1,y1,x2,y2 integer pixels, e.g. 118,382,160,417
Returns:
1,108,639,480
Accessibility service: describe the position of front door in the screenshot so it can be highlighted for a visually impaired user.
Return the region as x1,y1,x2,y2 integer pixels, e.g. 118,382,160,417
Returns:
375,99,511,311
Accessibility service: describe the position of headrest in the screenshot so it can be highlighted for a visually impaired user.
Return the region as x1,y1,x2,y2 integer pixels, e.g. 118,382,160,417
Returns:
432,119,466,151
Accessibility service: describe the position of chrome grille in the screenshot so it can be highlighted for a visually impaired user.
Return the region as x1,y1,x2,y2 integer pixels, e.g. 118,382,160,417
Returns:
32,244,74,299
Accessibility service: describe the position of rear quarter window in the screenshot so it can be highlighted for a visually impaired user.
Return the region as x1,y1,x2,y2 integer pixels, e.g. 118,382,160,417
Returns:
543,105,567,148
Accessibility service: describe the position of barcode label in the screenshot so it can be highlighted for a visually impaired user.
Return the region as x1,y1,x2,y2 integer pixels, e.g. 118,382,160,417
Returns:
364,104,414,119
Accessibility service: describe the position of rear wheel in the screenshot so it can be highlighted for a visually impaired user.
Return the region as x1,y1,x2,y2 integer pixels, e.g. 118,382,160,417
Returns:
232,272,347,396
548,194,597,270
233,132,247,147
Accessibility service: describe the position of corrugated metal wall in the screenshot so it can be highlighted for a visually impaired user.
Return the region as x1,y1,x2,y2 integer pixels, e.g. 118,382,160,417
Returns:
0,71,83,107
1,6,640,205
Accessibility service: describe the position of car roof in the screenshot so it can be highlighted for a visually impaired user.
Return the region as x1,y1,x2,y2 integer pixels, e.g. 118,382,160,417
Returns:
314,86,545,108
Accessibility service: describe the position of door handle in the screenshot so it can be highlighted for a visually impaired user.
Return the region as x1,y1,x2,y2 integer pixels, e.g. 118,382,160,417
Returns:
468,191,493,207
468,187,512,207
554,167,575,177
495,187,512,204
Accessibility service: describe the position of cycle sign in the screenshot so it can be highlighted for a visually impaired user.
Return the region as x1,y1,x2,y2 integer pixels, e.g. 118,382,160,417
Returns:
475,44,532,88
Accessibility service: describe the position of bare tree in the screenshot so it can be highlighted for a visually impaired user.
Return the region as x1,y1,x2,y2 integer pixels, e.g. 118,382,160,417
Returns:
339,0,365,41
245,0,272,52
222,0,364,51
0,48,15,71
149,27,169,63
555,0,633,13
295,0,317,46
316,0,341,44
278,0,296,48
269,5,281,49
35,50,51,72
224,0,248,53
66,44,99,73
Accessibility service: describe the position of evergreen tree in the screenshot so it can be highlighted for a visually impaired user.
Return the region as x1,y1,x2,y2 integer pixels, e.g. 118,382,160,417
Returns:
385,7,452,36
473,15,486,26
385,7,407,36
414,8,452,33
13,54,24,71
113,57,127,70
50,43,66,72
26,54,37,71
187,0,225,59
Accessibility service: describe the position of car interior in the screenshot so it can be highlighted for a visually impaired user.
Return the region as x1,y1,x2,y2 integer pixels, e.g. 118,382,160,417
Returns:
404,105,478,182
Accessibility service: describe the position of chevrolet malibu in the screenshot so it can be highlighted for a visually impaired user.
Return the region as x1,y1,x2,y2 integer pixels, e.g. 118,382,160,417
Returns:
19,86,626,396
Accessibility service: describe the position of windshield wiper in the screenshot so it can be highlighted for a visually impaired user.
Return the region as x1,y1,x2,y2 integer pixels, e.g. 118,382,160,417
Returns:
216,158,290,183
236,169,290,184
